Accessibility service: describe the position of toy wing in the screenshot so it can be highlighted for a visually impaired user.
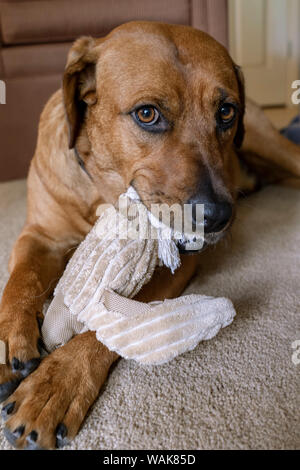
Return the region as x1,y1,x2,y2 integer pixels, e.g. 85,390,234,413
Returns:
43,288,235,364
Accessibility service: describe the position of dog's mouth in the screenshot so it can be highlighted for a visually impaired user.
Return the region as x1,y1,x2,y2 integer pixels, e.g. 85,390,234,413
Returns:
176,237,206,254
129,183,233,254
176,228,229,254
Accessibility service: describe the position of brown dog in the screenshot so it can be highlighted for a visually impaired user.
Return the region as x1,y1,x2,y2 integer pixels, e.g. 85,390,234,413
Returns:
1,22,300,449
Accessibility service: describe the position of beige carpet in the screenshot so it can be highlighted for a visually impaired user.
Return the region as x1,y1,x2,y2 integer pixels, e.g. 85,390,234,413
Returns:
0,179,299,450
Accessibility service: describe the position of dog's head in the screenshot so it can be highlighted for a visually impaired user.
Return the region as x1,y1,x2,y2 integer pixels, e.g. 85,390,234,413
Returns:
63,22,245,250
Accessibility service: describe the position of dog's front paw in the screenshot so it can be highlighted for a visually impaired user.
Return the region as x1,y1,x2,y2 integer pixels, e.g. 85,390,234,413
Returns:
1,338,101,450
0,314,42,403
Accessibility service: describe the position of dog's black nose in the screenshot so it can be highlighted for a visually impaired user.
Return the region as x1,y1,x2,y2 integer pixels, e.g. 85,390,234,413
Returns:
203,202,232,233
187,173,233,234
188,198,233,234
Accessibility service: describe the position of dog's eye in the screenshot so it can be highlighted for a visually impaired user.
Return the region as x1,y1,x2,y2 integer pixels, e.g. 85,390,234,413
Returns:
130,104,169,133
218,104,236,125
135,106,159,125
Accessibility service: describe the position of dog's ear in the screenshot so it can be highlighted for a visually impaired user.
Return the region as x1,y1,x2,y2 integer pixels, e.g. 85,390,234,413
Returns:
63,37,98,149
233,64,245,149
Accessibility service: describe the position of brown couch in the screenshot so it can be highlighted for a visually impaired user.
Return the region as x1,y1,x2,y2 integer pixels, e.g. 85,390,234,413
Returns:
0,0,228,182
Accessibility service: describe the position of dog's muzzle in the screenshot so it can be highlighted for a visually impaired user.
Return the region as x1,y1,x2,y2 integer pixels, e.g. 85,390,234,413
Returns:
177,199,233,254
176,236,206,254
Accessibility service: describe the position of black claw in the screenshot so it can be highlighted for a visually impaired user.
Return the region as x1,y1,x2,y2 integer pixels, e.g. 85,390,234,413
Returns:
56,423,69,449
11,357,19,370
12,425,25,439
25,442,44,450
12,356,41,377
56,437,70,449
1,401,15,420
12,357,24,373
0,357,40,404
37,316,43,331
56,423,67,439
25,430,44,450
20,358,41,378
37,338,45,355
4,426,19,447
0,379,21,403
26,430,38,444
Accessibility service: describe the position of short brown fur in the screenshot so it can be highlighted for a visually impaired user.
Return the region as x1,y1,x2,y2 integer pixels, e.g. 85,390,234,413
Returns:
1,22,300,449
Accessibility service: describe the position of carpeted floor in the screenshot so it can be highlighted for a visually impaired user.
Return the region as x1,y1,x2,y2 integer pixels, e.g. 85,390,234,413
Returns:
0,179,299,450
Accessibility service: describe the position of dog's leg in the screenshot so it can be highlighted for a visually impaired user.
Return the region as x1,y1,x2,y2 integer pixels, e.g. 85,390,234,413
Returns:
240,99,300,182
1,254,199,449
0,227,70,403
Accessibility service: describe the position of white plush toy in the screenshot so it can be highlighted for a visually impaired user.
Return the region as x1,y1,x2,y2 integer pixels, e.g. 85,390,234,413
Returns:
42,187,235,365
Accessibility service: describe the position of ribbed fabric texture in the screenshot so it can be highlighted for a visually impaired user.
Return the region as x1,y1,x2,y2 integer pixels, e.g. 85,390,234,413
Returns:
42,188,235,364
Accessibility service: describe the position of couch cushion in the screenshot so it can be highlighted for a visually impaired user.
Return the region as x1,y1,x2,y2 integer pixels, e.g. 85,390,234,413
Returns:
0,0,190,45
0,74,61,181
2,42,71,78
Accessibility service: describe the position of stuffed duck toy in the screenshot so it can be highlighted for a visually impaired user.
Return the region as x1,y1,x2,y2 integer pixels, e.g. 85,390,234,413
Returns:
41,187,236,365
